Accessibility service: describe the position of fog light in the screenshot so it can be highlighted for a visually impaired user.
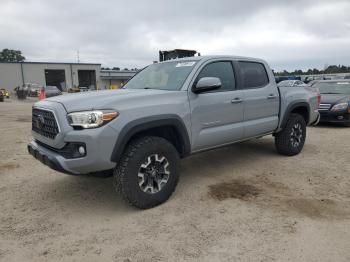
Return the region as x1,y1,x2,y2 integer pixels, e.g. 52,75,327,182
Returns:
78,146,86,156
337,116,344,120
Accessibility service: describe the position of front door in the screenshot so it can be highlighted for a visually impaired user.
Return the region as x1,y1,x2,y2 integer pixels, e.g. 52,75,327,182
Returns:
189,61,245,152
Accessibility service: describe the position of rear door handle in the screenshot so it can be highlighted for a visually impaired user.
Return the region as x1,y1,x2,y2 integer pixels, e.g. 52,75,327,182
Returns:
267,94,277,99
231,98,243,104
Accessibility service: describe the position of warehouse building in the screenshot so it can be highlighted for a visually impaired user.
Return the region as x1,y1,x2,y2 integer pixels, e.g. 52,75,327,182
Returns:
0,62,101,91
0,62,139,92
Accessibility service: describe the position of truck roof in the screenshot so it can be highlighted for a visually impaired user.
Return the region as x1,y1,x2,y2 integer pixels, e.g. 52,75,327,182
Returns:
158,55,268,65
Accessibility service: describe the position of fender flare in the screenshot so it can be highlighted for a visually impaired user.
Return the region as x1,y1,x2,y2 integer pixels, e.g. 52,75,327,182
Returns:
280,102,310,129
110,114,191,163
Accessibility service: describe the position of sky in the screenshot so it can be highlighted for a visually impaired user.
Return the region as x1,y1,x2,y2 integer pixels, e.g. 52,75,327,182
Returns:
0,0,349,71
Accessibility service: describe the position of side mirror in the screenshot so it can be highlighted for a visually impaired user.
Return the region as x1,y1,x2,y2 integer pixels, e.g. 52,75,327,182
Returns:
192,77,221,94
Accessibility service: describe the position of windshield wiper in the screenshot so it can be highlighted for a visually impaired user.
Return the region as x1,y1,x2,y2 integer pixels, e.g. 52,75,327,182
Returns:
321,92,341,94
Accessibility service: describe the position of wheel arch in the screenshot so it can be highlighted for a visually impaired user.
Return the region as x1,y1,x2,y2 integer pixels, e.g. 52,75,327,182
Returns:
280,102,310,130
110,115,191,163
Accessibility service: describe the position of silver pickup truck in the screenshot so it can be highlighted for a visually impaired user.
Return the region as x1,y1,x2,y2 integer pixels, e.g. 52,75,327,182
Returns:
28,56,320,208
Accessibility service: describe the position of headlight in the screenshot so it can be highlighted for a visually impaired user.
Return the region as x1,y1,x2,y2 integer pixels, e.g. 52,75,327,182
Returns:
331,103,349,112
67,110,118,128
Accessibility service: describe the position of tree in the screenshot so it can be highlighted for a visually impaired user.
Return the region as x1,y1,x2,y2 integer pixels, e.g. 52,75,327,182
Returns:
306,69,313,74
112,67,120,71
274,64,350,76
312,68,320,74
0,48,25,62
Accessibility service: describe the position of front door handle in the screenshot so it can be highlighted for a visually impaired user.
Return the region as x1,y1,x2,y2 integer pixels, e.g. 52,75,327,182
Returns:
231,98,243,104
267,94,277,99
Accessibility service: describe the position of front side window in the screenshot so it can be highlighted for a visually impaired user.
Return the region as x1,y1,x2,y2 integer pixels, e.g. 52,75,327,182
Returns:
196,61,235,91
124,61,196,91
239,61,269,89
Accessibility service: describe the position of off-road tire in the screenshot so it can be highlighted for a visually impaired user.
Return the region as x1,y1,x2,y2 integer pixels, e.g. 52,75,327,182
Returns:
114,136,180,209
275,113,306,156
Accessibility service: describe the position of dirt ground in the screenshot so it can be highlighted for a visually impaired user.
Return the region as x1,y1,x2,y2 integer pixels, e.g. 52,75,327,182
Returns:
0,98,350,262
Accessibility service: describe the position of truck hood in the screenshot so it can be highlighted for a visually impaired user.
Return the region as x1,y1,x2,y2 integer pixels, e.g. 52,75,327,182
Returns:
46,89,176,112
320,94,350,105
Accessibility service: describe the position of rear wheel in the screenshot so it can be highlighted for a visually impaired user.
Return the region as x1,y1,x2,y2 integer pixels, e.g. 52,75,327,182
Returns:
275,113,306,156
114,136,180,209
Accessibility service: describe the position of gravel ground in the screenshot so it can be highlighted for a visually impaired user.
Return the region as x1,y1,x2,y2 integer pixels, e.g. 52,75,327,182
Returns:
0,98,350,262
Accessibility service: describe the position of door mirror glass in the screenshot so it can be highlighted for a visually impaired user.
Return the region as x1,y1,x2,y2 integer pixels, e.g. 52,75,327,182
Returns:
193,77,222,93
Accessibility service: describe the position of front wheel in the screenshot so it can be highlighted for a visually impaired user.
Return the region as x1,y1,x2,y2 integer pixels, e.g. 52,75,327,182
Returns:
114,136,180,209
275,113,306,156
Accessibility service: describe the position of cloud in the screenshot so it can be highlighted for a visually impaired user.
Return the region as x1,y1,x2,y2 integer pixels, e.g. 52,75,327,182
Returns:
0,0,349,71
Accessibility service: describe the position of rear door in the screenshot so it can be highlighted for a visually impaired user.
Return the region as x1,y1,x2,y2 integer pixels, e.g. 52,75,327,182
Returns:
237,61,279,138
189,60,245,151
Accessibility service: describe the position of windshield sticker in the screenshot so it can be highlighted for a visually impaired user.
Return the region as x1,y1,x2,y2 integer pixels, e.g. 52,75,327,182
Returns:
175,62,196,67
337,82,349,85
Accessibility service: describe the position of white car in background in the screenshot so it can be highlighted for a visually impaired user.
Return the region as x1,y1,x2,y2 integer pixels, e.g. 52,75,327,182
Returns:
24,83,42,97
277,80,307,87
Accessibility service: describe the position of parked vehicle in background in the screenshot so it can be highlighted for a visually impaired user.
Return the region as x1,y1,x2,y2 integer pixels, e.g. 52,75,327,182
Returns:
68,87,80,93
304,76,326,84
0,88,10,98
330,75,345,80
0,90,4,102
275,76,301,83
29,85,41,97
41,86,62,98
15,86,28,100
277,80,307,87
79,87,89,92
312,80,350,126
28,55,320,209
21,83,41,97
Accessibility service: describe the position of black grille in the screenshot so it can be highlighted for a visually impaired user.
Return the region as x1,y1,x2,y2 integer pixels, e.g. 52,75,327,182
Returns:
32,108,59,139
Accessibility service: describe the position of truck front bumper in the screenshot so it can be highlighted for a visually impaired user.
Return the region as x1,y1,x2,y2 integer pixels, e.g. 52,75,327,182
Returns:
28,126,118,175
28,141,75,175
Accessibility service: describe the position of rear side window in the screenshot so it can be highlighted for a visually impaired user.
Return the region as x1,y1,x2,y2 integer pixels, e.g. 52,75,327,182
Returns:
196,61,235,91
239,61,269,89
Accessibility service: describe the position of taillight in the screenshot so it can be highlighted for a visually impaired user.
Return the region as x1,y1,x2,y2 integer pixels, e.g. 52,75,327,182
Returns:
313,87,321,106
306,86,321,106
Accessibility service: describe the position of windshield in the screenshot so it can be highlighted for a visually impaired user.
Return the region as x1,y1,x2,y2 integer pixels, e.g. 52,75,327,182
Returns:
124,61,197,90
313,82,350,95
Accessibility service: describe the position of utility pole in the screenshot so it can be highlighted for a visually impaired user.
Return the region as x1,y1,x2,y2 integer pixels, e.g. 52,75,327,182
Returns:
77,50,80,63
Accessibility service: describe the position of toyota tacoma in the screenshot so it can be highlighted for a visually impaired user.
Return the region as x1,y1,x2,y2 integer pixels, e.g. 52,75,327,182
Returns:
28,56,320,209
